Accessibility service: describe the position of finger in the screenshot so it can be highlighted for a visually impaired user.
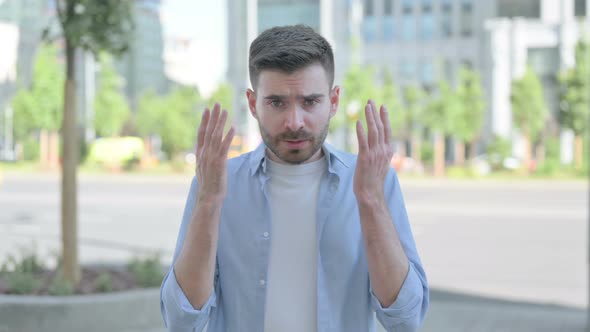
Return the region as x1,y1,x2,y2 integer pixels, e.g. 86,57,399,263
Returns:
221,125,236,155
371,101,384,144
212,109,228,148
356,120,368,153
206,104,221,143
365,102,378,148
197,109,210,159
380,105,392,144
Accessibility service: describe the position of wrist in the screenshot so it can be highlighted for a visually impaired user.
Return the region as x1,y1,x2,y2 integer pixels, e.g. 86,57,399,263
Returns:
355,190,385,208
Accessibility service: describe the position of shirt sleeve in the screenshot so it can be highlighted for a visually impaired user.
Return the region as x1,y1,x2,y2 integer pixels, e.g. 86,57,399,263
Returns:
370,170,429,332
160,176,219,331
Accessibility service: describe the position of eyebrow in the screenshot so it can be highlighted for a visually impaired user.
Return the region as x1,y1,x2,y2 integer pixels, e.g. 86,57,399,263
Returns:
263,93,325,100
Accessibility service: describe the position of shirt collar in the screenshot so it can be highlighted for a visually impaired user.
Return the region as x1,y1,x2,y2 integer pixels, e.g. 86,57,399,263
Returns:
248,142,349,176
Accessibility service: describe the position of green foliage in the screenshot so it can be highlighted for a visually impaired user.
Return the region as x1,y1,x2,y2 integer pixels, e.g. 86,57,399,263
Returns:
558,38,590,136
486,135,512,170
333,64,378,133
6,272,40,294
94,272,113,293
55,0,134,56
1,247,45,274
136,87,202,159
207,83,234,112
424,80,460,134
21,135,41,161
421,143,434,165
401,85,425,137
11,43,64,140
511,66,548,140
454,67,485,142
48,272,75,296
127,254,163,288
93,53,130,137
380,69,404,136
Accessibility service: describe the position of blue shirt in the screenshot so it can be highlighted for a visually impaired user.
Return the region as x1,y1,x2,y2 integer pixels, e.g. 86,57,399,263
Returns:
160,143,429,332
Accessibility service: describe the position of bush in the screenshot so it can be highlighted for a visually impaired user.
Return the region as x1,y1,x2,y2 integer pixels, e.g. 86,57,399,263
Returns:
486,135,512,170
6,272,40,294
94,272,113,293
1,246,44,274
48,272,74,296
127,254,163,288
421,144,433,166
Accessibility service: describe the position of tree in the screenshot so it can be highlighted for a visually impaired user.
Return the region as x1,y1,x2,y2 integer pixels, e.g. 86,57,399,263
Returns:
334,63,378,152
137,87,201,160
11,43,64,166
424,80,461,176
93,53,130,137
511,66,548,171
159,87,201,159
401,85,425,164
53,0,134,284
380,70,405,155
453,67,485,165
558,38,590,170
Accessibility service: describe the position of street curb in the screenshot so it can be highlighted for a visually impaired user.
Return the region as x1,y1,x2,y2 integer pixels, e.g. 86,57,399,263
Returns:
0,288,165,332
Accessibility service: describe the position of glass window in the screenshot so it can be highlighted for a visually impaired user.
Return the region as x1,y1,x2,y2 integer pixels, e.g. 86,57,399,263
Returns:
459,0,473,37
384,0,394,15
420,59,434,84
421,0,432,12
402,0,413,13
383,16,395,41
420,13,435,40
365,0,374,16
400,59,416,80
363,16,377,42
497,0,540,18
575,0,586,17
402,14,415,40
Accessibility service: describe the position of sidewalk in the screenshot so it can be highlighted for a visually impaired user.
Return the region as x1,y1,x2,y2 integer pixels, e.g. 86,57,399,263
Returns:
414,289,586,332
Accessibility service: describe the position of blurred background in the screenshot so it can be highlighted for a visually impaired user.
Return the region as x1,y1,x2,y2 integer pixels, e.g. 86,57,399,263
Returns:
0,0,588,331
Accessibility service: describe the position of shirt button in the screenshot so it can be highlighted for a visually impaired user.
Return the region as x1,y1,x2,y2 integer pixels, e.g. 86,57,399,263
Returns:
259,279,266,286
263,232,269,238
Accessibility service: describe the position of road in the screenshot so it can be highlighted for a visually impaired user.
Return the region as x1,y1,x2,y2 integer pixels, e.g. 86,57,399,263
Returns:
0,173,587,313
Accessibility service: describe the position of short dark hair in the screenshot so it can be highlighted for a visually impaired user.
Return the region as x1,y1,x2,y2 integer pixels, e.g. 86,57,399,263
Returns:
248,25,335,89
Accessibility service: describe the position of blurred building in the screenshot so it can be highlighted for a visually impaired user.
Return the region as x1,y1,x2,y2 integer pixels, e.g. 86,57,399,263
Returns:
0,0,48,160
116,0,169,111
226,0,589,162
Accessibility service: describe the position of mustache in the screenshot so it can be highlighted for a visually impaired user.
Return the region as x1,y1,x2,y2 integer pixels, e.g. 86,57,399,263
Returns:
278,130,312,141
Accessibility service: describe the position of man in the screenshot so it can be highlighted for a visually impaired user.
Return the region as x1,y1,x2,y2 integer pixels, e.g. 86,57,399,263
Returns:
160,25,428,332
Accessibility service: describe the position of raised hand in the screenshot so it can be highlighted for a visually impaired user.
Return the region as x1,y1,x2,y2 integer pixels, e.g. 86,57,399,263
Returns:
195,103,235,203
353,99,394,203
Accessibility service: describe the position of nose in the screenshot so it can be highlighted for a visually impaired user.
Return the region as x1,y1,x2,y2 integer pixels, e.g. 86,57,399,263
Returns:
285,106,304,132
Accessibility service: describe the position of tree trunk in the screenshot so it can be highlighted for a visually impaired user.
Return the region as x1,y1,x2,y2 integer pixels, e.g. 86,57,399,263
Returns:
535,142,545,165
574,135,583,170
467,140,476,161
434,132,445,177
61,41,80,285
454,140,465,166
411,133,421,165
40,130,48,167
523,134,531,174
49,131,60,169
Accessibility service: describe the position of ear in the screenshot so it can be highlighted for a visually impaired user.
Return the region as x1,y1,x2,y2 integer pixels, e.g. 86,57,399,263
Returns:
329,85,340,118
246,88,258,119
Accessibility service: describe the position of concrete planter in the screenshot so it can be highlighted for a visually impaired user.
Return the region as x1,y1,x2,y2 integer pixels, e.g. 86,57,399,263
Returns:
0,288,166,332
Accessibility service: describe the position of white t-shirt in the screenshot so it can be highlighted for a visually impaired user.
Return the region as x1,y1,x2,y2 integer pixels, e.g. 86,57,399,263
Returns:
263,156,327,332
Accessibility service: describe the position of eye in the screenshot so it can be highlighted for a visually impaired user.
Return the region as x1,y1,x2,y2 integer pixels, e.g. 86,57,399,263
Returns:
270,100,284,108
303,99,319,107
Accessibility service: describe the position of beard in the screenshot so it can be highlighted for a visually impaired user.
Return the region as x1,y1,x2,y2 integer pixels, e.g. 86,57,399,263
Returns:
259,121,330,165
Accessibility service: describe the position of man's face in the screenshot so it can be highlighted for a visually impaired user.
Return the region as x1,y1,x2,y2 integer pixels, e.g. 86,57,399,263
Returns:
247,63,340,165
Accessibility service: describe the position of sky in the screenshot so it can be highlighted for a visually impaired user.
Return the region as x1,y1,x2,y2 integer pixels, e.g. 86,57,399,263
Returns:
160,0,228,96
